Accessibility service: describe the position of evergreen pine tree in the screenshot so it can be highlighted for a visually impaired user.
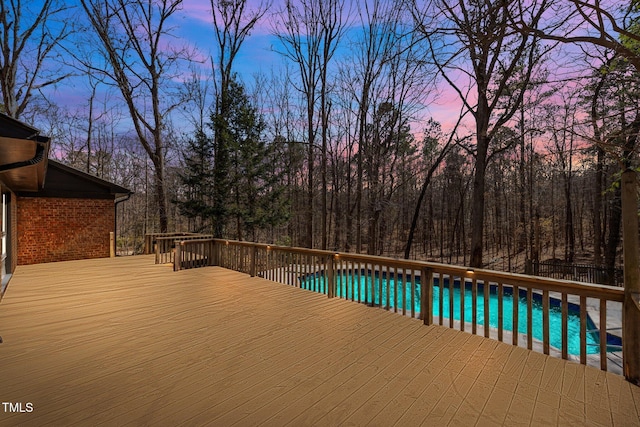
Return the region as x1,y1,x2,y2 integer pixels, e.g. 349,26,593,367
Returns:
174,128,216,233
222,77,288,241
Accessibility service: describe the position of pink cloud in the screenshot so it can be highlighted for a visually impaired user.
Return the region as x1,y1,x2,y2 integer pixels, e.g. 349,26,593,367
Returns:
181,0,278,36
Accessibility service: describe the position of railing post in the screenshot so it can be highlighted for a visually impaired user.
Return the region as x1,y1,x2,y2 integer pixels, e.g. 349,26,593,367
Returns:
174,242,182,272
212,240,219,266
110,232,115,258
622,169,640,385
421,267,433,325
250,245,257,277
154,242,159,264
327,255,337,298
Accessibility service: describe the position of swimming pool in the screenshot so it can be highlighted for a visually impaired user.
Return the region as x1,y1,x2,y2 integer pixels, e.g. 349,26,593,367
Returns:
299,270,618,355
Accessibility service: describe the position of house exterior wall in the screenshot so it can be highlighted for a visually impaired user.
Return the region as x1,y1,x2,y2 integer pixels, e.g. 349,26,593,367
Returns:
17,197,114,265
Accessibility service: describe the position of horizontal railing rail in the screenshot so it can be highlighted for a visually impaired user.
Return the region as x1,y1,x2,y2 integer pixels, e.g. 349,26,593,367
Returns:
172,238,625,374
144,232,202,255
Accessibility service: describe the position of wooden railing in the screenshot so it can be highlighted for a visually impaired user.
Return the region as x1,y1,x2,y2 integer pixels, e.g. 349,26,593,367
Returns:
174,239,216,271
164,237,626,374
528,259,624,287
144,232,202,255
153,234,213,264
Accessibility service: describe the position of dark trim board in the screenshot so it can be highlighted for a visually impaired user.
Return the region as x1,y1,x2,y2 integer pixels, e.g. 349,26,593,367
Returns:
18,160,131,199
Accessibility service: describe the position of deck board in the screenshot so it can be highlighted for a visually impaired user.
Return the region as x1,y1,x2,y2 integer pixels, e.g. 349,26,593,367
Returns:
0,255,638,426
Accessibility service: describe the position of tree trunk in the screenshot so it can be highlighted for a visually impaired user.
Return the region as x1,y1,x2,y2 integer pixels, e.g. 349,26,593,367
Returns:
153,156,168,233
306,114,314,248
518,107,527,254
594,146,604,265
470,132,489,268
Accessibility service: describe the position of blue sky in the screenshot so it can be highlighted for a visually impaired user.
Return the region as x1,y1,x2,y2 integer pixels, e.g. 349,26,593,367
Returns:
34,0,451,137
31,0,594,143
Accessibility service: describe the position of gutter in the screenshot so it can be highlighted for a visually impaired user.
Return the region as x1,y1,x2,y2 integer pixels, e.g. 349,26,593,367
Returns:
0,142,47,172
114,193,133,256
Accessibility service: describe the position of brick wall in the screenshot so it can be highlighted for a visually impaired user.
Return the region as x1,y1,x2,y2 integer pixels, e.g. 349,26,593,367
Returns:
17,197,114,265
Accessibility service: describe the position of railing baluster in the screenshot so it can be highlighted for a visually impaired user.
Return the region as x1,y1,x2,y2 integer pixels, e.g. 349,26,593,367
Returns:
362,262,368,304
250,246,257,278
449,276,454,329
356,261,361,302
401,268,406,316
306,255,311,291
512,285,519,346
497,282,503,342
600,299,607,371
472,277,477,335
580,296,587,365
482,279,488,338
266,248,271,281
392,265,397,311
562,293,568,360
543,289,550,355
460,276,465,332
527,288,533,350
342,257,347,298
439,273,444,325
385,265,390,311
411,271,416,318
376,262,382,307
338,257,343,298
356,261,366,303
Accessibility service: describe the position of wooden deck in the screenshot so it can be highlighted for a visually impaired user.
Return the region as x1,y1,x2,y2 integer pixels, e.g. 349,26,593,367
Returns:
0,256,639,426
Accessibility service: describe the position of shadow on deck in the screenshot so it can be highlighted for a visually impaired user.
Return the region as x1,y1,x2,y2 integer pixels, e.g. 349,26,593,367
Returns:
0,256,638,426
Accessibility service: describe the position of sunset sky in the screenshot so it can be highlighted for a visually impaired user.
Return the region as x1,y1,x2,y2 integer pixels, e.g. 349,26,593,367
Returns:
28,0,600,145
36,0,465,136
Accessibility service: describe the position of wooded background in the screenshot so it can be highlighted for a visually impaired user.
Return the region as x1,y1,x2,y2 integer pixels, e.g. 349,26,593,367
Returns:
2,0,639,277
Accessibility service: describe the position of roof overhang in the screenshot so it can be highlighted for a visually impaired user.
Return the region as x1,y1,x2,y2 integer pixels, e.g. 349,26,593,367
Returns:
0,135,50,192
0,113,51,192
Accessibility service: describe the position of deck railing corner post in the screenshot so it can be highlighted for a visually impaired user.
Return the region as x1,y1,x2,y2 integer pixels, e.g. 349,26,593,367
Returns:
622,168,640,384
174,242,182,272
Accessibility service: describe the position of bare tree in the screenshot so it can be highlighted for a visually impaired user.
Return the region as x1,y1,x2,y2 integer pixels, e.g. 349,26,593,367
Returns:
0,0,72,118
547,89,580,263
79,0,192,232
318,0,347,251
349,0,400,253
273,0,345,249
412,0,547,267
514,0,640,72
404,115,463,259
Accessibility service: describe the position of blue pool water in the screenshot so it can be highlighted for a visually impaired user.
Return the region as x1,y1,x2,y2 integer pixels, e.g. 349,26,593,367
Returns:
299,271,618,355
